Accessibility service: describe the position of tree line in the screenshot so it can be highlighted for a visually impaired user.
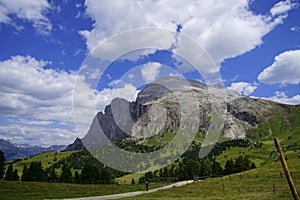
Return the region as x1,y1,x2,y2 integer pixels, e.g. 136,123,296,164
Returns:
0,150,114,184
139,155,256,183
1,161,114,184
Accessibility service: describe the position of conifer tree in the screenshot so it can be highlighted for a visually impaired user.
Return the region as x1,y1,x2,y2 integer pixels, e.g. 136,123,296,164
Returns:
48,167,57,182
21,165,28,181
81,165,100,183
12,169,19,181
4,164,14,180
60,164,72,183
22,162,46,182
224,159,234,175
74,171,80,184
0,150,5,179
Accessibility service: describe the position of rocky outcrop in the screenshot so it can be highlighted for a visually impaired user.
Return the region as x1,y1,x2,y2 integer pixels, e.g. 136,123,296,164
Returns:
63,137,84,152
80,77,295,144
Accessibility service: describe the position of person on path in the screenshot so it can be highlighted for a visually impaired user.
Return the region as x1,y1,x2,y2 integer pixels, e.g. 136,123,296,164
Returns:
145,181,149,192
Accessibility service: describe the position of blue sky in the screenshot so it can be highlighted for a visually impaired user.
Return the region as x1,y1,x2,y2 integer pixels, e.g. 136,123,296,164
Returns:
0,0,299,146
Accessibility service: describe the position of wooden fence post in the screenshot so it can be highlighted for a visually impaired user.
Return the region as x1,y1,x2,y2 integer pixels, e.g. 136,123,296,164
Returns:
274,138,299,200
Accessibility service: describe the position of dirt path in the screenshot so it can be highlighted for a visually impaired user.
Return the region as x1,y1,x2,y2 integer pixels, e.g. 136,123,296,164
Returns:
60,180,193,200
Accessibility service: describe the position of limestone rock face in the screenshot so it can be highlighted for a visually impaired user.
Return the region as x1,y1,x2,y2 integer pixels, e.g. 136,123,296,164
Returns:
82,77,292,143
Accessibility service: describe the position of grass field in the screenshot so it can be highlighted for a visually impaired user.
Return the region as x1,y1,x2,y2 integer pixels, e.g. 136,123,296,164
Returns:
0,181,169,200
116,172,145,184
2,151,299,200
121,152,300,200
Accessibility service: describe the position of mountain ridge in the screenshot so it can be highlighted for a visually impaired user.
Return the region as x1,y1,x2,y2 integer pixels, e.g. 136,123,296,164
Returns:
0,138,66,161
76,77,299,150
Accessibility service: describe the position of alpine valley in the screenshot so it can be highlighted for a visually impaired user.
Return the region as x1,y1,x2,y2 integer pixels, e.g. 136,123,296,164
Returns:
2,77,300,184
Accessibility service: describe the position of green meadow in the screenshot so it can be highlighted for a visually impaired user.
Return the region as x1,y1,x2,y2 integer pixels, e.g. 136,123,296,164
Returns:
121,152,300,200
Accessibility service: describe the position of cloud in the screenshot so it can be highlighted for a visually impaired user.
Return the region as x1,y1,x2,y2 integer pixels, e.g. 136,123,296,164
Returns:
141,62,162,82
262,91,300,105
0,119,76,146
0,55,80,145
227,82,258,95
270,0,298,16
0,55,76,121
0,0,51,35
95,83,139,111
80,0,296,67
0,55,141,145
291,26,300,32
79,28,175,61
258,50,300,85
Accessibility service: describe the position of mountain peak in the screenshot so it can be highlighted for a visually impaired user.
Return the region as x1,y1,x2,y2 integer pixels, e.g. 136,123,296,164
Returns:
62,137,85,152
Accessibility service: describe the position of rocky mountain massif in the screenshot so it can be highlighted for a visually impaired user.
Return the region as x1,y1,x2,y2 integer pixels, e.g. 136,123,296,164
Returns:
79,77,298,147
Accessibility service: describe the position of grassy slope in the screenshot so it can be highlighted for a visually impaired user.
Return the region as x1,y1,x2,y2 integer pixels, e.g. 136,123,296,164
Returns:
140,131,177,147
116,173,145,184
121,152,300,200
11,151,77,176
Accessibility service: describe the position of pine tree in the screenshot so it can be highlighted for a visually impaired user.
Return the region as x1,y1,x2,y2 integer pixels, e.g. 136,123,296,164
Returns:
224,159,234,175
131,178,135,185
212,159,223,175
22,162,46,182
4,164,14,180
12,169,19,181
74,171,80,184
145,171,153,180
0,150,5,179
29,162,45,181
48,167,57,182
202,158,213,176
21,165,29,181
100,168,113,184
81,165,100,183
234,155,251,172
60,164,72,183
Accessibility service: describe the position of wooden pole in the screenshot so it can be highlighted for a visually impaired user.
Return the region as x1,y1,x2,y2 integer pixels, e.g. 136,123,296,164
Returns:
274,138,299,200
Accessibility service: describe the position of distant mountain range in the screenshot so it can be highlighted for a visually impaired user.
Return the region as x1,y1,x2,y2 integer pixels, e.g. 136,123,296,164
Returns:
0,139,66,161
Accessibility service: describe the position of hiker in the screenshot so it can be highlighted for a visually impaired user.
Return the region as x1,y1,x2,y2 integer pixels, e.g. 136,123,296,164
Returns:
145,181,149,191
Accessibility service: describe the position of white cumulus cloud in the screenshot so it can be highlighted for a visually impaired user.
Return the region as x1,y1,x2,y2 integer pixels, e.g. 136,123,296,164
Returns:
95,83,139,111
270,0,297,16
141,62,162,83
80,0,297,68
227,82,258,96
0,0,52,34
0,55,140,145
258,50,300,85
263,91,300,105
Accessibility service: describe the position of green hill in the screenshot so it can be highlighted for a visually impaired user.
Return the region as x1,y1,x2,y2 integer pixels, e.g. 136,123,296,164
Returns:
10,151,76,177
121,152,300,200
